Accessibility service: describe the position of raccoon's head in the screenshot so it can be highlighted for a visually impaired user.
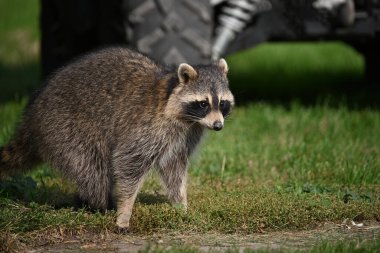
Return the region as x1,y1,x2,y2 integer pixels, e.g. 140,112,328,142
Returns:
166,59,234,131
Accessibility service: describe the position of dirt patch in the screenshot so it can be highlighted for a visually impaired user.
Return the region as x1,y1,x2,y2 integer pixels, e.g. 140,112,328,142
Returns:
31,221,380,252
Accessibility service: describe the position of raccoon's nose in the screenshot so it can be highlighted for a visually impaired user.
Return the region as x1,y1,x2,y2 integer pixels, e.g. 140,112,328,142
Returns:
213,121,223,131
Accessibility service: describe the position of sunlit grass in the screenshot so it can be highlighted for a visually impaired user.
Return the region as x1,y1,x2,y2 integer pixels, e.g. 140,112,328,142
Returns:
1,102,379,244
194,102,380,185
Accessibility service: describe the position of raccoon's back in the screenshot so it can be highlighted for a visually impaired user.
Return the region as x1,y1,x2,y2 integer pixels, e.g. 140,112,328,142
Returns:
41,48,159,109
30,48,159,126
23,48,163,160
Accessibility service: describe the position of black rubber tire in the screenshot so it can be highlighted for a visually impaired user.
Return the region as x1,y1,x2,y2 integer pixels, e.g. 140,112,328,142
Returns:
352,37,380,86
364,40,380,86
124,0,213,65
40,0,126,79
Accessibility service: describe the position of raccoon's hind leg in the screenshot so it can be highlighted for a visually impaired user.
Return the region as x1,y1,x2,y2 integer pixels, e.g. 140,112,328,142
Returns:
75,166,113,212
50,143,112,212
75,151,112,211
157,153,188,209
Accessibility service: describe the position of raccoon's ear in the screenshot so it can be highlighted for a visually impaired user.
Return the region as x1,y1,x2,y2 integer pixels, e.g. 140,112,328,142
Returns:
178,63,198,84
218,58,229,75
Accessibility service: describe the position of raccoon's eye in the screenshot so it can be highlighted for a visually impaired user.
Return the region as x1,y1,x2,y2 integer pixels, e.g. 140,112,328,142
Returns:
198,101,208,109
220,100,231,117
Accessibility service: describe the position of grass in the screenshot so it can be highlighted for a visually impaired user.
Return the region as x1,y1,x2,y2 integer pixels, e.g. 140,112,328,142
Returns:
1,101,379,249
0,0,380,251
194,103,380,184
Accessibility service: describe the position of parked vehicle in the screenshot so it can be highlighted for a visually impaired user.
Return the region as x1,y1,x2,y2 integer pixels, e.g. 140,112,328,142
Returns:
41,0,380,83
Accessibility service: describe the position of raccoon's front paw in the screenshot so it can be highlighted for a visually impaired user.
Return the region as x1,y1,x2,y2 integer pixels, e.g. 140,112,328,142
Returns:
116,225,130,234
116,216,130,230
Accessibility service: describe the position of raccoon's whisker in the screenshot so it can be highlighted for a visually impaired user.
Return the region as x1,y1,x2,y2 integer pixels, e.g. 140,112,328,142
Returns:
183,118,199,123
182,115,202,121
182,113,201,119
188,122,199,127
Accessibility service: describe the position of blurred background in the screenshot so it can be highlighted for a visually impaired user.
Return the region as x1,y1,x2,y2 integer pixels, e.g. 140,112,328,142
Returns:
0,0,379,106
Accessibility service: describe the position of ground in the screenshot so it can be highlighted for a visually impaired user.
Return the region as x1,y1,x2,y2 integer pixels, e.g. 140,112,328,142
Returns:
8,223,380,252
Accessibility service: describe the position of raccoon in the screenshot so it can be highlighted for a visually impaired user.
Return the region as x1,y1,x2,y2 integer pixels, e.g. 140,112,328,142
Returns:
0,47,234,228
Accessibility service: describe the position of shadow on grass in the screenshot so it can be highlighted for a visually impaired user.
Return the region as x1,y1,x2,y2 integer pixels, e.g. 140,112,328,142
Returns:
0,61,41,104
230,73,380,109
226,42,380,109
137,192,170,205
0,175,79,209
0,172,169,211
229,63,380,109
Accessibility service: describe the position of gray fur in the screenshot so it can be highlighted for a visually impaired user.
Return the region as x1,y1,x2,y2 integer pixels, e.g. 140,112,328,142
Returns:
0,47,234,228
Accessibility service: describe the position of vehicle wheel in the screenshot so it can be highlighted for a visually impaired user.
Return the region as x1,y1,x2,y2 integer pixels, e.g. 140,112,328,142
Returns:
40,0,126,79
124,0,213,65
365,40,380,85
353,37,380,86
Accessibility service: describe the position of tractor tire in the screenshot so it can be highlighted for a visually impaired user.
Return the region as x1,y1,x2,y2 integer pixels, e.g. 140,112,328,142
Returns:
352,37,380,86
40,0,126,79
40,0,214,78
364,39,380,86
124,0,213,65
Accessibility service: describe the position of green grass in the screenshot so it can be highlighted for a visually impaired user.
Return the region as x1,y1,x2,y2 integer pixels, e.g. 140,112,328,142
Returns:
0,0,379,251
1,102,379,245
194,103,380,185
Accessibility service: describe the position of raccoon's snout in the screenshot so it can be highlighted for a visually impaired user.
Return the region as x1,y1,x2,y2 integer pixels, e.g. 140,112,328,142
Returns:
213,121,223,131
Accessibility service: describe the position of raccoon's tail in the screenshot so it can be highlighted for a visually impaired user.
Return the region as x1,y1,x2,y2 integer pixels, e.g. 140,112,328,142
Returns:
0,139,36,179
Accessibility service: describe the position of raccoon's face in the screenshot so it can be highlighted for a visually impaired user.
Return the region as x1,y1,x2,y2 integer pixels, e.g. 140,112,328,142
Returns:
170,59,234,131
